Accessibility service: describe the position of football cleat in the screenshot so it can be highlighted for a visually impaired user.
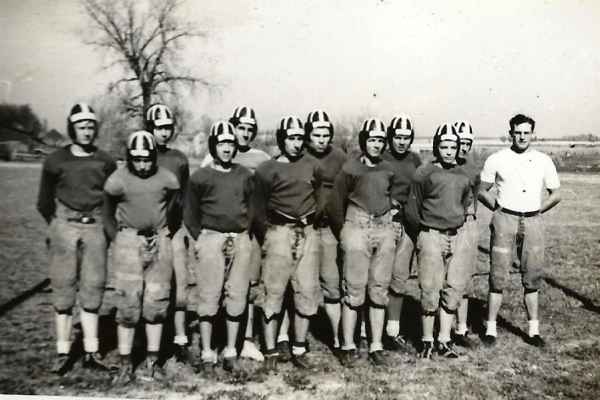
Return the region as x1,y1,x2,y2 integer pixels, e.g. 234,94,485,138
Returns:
527,335,546,348
419,341,434,359
368,350,388,366
437,342,460,359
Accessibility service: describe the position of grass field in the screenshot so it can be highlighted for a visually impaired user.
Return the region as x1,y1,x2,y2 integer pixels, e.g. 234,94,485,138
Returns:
1,164,600,399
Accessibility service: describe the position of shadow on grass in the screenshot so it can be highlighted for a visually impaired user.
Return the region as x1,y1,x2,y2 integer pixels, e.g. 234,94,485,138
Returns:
468,297,529,343
0,278,50,318
544,275,600,314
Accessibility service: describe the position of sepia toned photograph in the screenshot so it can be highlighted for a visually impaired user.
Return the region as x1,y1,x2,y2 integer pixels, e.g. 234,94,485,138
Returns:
1,0,599,399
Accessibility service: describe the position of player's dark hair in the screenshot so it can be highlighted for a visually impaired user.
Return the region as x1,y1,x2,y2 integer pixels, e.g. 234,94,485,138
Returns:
509,114,535,132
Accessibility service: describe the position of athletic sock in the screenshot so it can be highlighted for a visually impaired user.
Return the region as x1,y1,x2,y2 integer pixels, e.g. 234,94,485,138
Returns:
369,341,383,353
57,340,72,354
83,337,99,353
386,320,400,338
486,321,497,337
174,335,188,346
528,320,539,337
456,322,468,336
292,346,307,356
277,333,289,343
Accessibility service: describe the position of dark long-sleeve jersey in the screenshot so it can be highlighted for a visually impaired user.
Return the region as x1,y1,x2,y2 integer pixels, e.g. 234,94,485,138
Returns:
306,146,347,220
327,156,396,238
103,166,180,232
37,145,117,223
157,147,189,189
458,154,482,216
157,147,189,230
405,162,473,231
252,154,322,238
383,151,422,206
183,164,254,239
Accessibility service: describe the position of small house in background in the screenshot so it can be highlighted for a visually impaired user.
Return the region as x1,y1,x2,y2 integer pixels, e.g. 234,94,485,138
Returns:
42,129,67,147
0,126,56,161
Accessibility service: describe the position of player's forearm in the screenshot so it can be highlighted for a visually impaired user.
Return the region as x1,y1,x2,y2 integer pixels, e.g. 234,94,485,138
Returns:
37,169,57,224
478,188,497,211
541,189,561,213
166,189,182,235
101,193,118,241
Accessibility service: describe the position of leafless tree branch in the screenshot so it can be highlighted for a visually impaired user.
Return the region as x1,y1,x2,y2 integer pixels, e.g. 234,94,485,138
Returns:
80,0,210,116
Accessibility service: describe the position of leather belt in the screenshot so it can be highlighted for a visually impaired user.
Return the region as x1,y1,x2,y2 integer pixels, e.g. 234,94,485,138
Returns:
67,216,96,224
421,225,461,236
119,226,157,237
500,208,540,218
268,211,316,227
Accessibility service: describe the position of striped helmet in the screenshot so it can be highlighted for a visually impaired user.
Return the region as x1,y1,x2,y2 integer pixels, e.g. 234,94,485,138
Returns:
276,116,305,158
305,109,334,135
358,117,387,154
146,104,174,128
387,115,414,154
453,120,474,143
208,121,238,163
229,106,258,140
145,104,176,143
69,103,97,123
67,103,98,142
126,130,158,176
432,123,460,162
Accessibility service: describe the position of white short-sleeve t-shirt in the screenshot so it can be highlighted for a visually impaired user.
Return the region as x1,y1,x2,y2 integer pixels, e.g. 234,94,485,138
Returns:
480,148,560,212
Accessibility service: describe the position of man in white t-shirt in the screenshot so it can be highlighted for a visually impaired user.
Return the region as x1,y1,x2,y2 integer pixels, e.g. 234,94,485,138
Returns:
479,114,561,348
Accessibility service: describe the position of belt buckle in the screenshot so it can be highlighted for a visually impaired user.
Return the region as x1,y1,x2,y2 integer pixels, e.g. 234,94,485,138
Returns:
80,216,91,224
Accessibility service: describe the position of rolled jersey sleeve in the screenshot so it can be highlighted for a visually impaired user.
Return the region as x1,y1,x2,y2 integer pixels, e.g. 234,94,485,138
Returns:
480,154,497,184
544,157,560,189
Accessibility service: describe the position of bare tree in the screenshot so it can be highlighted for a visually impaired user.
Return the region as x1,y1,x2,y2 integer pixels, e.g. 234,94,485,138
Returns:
81,0,210,117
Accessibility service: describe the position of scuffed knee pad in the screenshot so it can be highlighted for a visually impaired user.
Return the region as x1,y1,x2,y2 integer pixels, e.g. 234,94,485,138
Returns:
343,280,366,308
79,284,104,311
115,288,142,326
116,305,141,326
224,295,246,319
294,288,320,317
368,285,389,307
440,290,461,313
420,290,440,315
247,281,261,304
143,286,170,323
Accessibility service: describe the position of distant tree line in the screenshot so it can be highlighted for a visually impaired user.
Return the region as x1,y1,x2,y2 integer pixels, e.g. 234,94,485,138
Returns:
499,133,599,143
0,103,45,139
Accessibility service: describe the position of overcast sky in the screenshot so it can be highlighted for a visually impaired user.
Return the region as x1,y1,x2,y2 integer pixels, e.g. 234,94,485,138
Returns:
1,0,599,138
